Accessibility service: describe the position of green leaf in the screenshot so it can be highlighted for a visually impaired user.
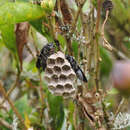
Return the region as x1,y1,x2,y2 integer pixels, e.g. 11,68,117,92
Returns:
0,24,17,53
30,18,53,41
57,34,66,51
47,93,64,130
9,95,31,118
127,126,130,130
0,24,20,70
30,18,45,36
123,37,130,50
107,88,119,95
0,0,8,6
112,0,127,24
25,59,37,72
72,40,78,59
77,18,82,32
82,0,90,13
0,2,45,25
68,100,75,125
100,46,112,77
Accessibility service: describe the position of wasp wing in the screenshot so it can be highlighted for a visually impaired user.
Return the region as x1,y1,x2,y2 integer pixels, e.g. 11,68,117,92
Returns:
65,55,87,82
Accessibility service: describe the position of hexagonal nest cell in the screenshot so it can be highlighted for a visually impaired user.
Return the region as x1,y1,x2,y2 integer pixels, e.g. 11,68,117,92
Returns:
44,51,76,98
56,57,65,65
45,68,53,75
68,73,76,81
47,58,55,66
65,83,73,90
62,64,71,72
53,66,61,74
51,74,58,82
59,74,67,82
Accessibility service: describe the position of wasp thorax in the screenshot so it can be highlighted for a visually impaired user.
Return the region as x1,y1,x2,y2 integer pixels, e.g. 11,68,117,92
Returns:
44,51,76,98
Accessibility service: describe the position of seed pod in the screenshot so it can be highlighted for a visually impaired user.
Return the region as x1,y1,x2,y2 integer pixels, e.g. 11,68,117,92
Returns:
44,51,76,98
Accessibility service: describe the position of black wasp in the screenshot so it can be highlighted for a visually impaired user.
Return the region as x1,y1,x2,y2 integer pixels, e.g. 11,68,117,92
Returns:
36,40,87,82
36,43,55,71
65,55,87,82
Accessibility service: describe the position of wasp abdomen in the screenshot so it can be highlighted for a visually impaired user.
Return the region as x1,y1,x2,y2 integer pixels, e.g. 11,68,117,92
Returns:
65,55,87,82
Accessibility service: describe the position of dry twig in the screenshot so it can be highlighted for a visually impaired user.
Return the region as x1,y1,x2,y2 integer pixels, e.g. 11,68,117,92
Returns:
101,10,112,51
94,0,102,90
115,98,125,118
25,43,36,59
0,82,26,129
0,72,20,107
70,0,86,38
38,73,45,124
0,118,13,130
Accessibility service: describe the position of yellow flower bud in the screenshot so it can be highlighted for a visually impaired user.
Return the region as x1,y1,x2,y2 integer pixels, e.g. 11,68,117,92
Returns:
41,0,54,12
48,0,54,10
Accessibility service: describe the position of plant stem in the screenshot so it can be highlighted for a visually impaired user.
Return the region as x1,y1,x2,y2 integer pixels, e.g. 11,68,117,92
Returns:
39,73,45,124
101,10,112,51
115,98,125,117
0,82,26,129
25,43,36,59
57,0,64,25
0,118,13,130
0,71,20,106
70,0,86,38
66,0,86,55
96,0,102,33
94,0,102,90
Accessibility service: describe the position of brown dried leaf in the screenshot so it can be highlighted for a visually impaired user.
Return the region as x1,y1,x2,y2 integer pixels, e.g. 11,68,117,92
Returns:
60,0,72,24
54,0,72,29
79,96,95,113
15,22,30,70
77,89,104,128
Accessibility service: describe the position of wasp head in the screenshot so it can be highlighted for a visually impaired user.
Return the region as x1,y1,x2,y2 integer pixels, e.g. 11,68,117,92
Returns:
44,43,55,56
36,43,55,70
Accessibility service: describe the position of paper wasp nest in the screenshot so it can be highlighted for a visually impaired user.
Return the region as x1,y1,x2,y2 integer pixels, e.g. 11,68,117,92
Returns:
44,51,76,98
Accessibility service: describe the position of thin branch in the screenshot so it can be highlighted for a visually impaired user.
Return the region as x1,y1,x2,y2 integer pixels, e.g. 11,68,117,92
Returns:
101,9,108,34
112,47,129,60
73,106,78,130
94,0,102,90
45,99,53,130
0,118,13,130
57,0,64,25
48,12,57,40
102,101,111,129
66,112,70,130
0,71,20,107
66,0,86,55
30,29,40,55
25,43,36,59
95,0,102,33
42,22,50,30
38,72,45,124
101,10,112,51
87,7,95,73
0,82,26,129
71,0,86,36
115,98,125,117
111,97,127,126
